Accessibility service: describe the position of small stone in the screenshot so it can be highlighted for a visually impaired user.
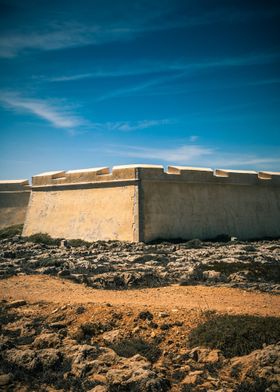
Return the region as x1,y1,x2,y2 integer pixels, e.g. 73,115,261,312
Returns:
33,333,61,349
189,370,204,376
202,270,223,282
270,383,280,391
159,312,169,318
6,300,26,309
181,374,198,385
0,374,11,386
76,306,86,314
58,269,70,277
89,386,108,392
60,240,68,248
173,321,183,327
138,311,153,320
102,329,121,344
160,323,171,330
147,321,158,329
89,373,107,383
199,349,222,364
49,322,66,329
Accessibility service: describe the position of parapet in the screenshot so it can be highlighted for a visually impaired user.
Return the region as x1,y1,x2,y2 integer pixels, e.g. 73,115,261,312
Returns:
0,179,30,192
30,165,280,188
0,179,31,229
31,165,165,187
258,171,280,180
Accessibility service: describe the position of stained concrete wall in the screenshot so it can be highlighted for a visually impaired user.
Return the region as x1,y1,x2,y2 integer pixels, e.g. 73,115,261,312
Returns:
0,180,31,229
139,166,280,242
22,167,139,242
22,164,280,242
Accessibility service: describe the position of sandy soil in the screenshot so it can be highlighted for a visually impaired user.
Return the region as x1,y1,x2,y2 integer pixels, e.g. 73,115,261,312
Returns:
1,275,279,316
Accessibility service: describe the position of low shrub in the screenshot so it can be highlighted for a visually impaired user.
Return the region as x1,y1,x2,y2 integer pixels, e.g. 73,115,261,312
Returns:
67,239,91,247
0,224,23,239
187,313,280,358
235,378,271,392
26,233,61,246
109,338,161,362
40,258,61,267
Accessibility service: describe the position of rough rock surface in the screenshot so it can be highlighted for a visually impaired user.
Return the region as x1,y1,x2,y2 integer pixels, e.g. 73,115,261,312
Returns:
0,237,279,292
0,234,279,390
0,300,279,391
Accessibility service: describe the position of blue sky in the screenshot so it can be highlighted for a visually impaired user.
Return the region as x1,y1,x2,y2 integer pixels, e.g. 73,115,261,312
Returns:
0,0,280,180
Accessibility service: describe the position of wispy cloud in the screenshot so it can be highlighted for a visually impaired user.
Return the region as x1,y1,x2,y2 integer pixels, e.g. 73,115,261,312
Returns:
0,26,88,58
49,73,94,82
1,2,279,58
96,51,280,101
108,143,280,170
0,23,135,58
0,92,171,134
209,156,280,168
47,67,172,82
82,119,172,133
114,144,214,163
46,50,280,88
0,92,85,132
97,119,172,132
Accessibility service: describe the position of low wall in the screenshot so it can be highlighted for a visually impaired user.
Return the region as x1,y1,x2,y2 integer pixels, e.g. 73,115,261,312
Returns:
0,180,31,229
140,166,280,241
22,167,140,242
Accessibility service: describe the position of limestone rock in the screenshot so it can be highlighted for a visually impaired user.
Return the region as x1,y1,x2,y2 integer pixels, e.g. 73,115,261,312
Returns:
0,374,12,386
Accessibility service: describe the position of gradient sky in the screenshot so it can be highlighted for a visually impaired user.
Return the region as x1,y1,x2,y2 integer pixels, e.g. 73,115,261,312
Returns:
0,0,280,180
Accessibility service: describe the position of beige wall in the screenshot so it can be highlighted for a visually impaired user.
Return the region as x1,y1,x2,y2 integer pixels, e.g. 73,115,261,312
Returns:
0,181,30,229
141,180,280,242
20,165,280,242
23,185,138,241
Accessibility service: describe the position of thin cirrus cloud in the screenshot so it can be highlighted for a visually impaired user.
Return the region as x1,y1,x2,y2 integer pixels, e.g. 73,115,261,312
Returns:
0,92,171,134
0,93,85,130
47,50,280,86
118,145,214,162
1,3,279,58
111,144,280,169
0,24,131,58
47,67,172,82
96,51,280,101
97,119,172,132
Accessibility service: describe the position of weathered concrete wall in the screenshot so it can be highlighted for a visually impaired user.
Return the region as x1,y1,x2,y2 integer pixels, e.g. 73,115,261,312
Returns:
0,180,31,229
140,166,280,242
21,164,280,242
22,167,139,241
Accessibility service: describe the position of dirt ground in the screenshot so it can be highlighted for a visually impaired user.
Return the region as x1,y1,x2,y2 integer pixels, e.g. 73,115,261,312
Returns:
1,275,279,317
1,234,279,391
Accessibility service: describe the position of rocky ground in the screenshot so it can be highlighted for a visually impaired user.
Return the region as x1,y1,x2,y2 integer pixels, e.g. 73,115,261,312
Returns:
0,230,280,391
0,234,280,293
1,299,280,392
